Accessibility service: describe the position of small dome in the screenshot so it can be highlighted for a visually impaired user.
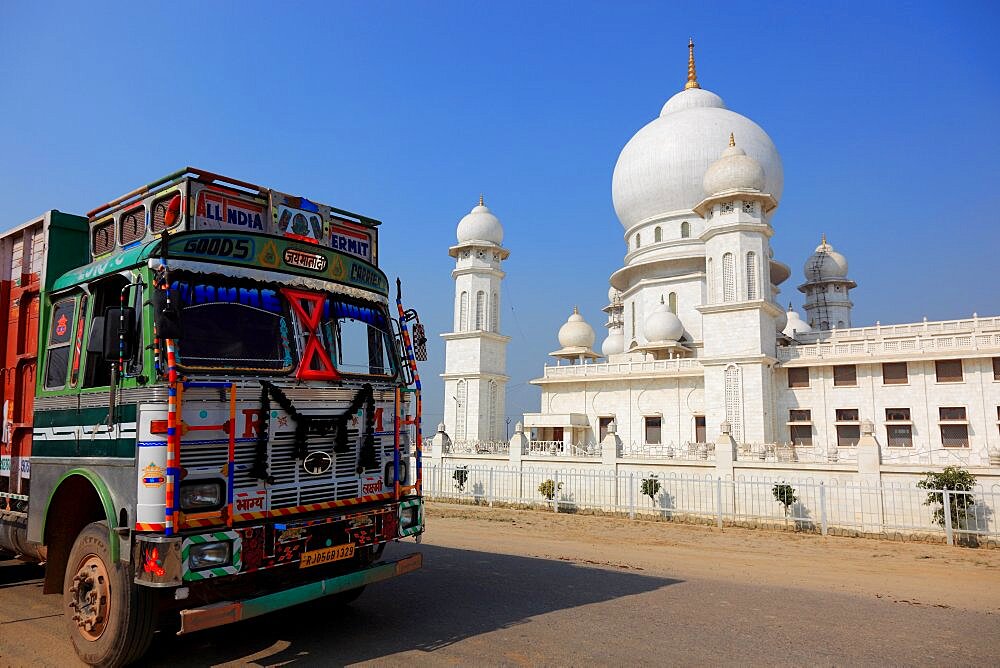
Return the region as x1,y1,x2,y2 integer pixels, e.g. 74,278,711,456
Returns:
456,198,503,245
702,134,766,196
783,304,812,337
644,298,684,342
804,235,849,280
601,331,625,356
558,307,596,349
607,286,621,304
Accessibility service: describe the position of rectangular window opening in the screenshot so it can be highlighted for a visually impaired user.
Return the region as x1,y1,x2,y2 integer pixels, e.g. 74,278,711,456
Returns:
644,417,661,445
787,367,809,388
935,359,963,383
833,365,857,387
882,362,908,385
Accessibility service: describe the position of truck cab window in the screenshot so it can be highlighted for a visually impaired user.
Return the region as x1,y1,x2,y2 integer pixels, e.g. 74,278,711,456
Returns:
82,275,131,388
43,297,77,389
324,301,396,377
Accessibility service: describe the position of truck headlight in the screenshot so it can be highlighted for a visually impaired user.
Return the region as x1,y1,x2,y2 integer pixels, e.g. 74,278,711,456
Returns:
384,461,409,487
179,481,223,511
188,541,232,570
400,504,420,530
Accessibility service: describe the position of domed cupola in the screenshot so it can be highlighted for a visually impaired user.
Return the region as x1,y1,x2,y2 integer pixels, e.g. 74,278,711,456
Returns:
803,234,849,280
611,40,783,230
551,307,600,363
702,133,766,196
782,303,813,338
798,234,857,331
601,287,626,357
644,296,684,342
456,195,504,245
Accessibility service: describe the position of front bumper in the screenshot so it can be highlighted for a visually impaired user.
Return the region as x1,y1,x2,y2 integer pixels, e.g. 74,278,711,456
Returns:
177,552,422,634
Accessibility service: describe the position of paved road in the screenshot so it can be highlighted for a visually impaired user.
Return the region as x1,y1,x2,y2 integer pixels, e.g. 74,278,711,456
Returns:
2,511,998,666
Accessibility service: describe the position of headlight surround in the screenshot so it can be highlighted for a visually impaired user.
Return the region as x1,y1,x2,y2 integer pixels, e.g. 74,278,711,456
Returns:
188,540,232,570
179,480,224,511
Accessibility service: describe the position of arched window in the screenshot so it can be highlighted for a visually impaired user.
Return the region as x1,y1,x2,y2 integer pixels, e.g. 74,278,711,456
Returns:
722,253,736,302
724,364,744,443
654,227,662,242
837,320,845,329
746,251,758,300
455,380,467,441
681,221,690,238
635,233,641,249
488,381,498,440
668,292,677,314
459,291,469,331
821,321,830,330
475,291,485,329
491,292,499,332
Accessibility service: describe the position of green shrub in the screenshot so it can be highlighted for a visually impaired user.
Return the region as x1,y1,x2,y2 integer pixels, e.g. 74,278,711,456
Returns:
772,483,797,515
641,475,661,502
538,479,563,500
916,466,976,528
453,466,469,492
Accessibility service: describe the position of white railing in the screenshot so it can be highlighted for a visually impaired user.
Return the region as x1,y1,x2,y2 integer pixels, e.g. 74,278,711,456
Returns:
795,315,1000,343
542,358,702,379
524,441,600,457
782,315,1000,362
622,442,714,461
424,463,1000,546
446,440,511,455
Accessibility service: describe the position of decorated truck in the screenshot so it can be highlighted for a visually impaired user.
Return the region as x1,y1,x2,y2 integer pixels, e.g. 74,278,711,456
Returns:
0,168,426,666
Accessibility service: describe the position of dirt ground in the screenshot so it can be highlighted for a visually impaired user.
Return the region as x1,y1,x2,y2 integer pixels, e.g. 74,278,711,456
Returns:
425,501,1000,614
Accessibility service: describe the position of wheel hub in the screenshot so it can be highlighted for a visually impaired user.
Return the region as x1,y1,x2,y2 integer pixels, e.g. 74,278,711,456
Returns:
67,555,111,641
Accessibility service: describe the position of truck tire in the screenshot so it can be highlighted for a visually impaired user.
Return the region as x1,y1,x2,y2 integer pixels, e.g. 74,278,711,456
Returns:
62,522,156,667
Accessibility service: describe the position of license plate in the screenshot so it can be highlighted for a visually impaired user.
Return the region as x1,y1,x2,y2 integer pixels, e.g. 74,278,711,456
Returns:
299,543,355,569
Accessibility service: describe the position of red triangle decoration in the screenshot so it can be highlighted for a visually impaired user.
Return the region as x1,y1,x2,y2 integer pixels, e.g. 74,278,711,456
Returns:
281,288,340,381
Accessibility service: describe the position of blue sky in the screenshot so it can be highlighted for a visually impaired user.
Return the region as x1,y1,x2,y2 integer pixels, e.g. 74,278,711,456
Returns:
2,1,998,429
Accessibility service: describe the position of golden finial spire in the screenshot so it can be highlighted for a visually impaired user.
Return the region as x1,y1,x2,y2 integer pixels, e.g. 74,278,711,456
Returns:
821,232,827,246
685,38,700,90
479,193,484,207
729,132,735,147
573,305,579,314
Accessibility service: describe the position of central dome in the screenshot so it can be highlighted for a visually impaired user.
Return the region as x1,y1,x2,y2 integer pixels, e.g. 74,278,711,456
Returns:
611,87,783,229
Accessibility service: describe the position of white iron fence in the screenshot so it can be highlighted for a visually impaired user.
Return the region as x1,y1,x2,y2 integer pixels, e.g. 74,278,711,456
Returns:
425,463,1000,547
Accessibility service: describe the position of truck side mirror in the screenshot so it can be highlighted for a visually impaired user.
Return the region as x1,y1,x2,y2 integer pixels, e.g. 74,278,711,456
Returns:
102,307,137,361
412,323,428,362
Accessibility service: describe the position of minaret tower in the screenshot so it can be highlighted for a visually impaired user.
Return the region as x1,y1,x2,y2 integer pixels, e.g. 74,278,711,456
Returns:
798,235,856,330
695,134,784,444
441,197,511,443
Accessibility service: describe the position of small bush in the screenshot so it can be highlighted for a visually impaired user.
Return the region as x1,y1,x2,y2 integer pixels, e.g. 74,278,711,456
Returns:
917,466,976,528
538,479,563,500
641,475,661,502
453,466,469,492
772,483,797,515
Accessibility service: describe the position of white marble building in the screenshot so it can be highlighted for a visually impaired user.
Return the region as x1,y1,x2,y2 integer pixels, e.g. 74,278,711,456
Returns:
503,42,1000,468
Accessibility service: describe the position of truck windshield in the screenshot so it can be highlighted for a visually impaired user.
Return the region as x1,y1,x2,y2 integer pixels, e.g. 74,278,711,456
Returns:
168,273,395,378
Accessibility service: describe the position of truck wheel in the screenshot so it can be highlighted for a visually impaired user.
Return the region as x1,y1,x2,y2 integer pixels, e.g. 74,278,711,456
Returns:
63,522,156,667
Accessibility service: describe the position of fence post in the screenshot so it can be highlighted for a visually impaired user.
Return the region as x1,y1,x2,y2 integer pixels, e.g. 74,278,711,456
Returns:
715,477,723,528
488,467,494,507
628,472,635,519
942,489,954,546
819,482,828,536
